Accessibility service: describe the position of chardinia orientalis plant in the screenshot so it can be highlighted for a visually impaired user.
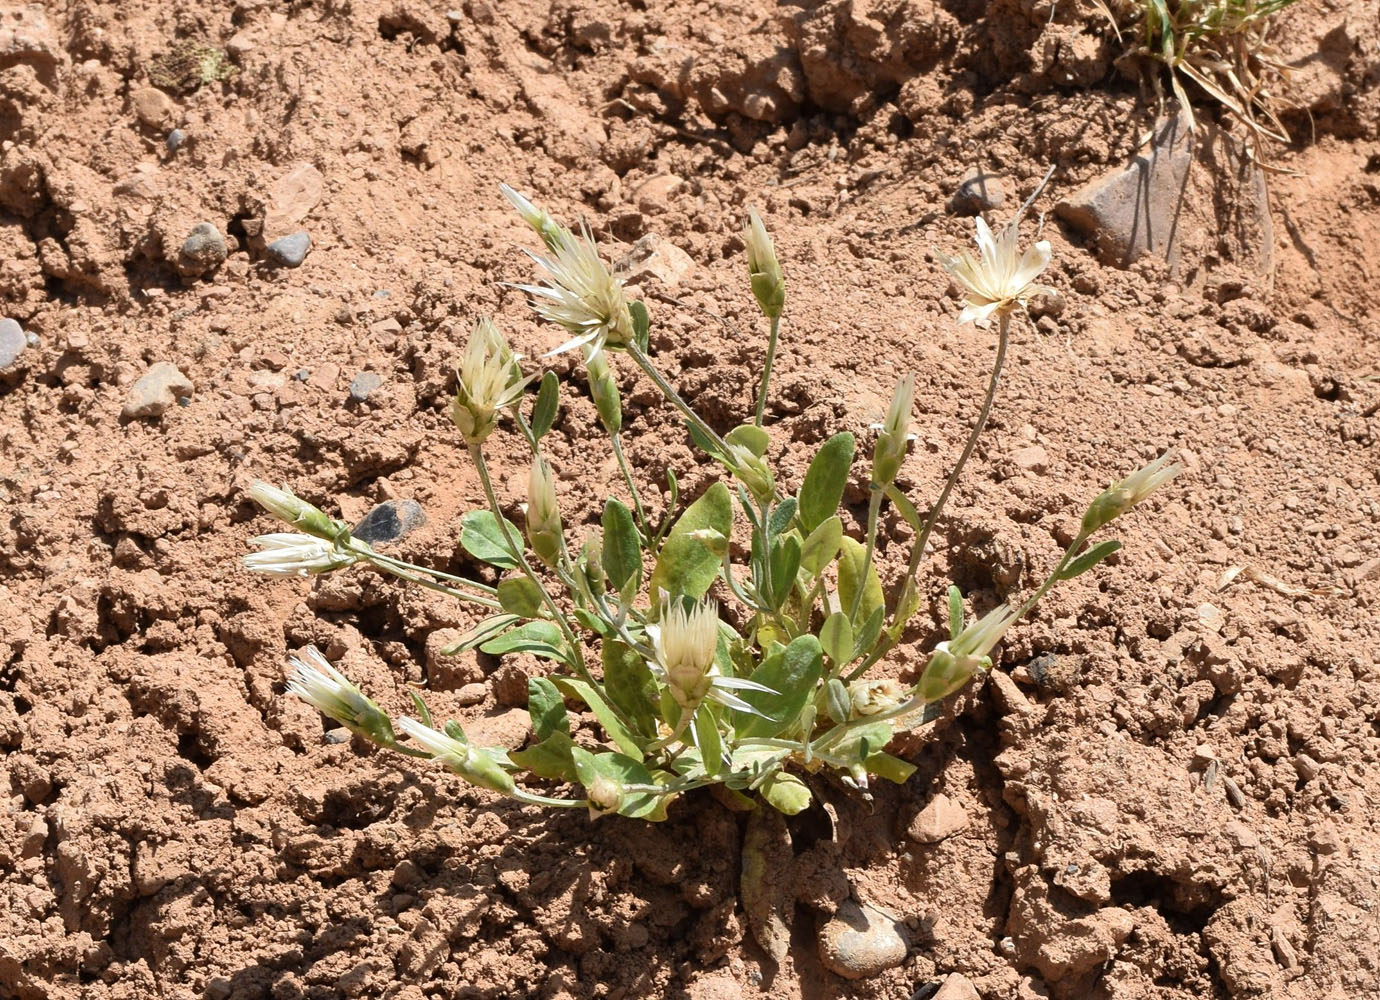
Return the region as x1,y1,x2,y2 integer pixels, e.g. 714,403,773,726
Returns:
245,186,1180,821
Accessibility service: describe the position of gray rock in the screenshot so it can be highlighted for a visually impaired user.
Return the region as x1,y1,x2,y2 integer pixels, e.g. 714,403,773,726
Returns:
0,318,26,370
951,170,1006,214
1056,115,1193,269
122,362,194,419
179,222,228,277
166,128,188,152
817,900,907,980
266,230,311,268
351,499,426,545
323,727,352,745
348,372,382,402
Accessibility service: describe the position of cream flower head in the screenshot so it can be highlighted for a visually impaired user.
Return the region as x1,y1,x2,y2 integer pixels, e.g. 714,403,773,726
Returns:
244,533,354,577
936,217,1053,327
286,646,394,743
646,596,775,714
515,221,634,360
451,317,530,445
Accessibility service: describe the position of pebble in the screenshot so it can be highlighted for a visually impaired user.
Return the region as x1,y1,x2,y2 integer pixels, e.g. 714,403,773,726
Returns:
816,900,908,980
0,317,26,370
907,793,969,844
951,170,1006,214
1010,444,1049,473
121,362,194,419
166,128,188,152
348,371,382,402
1293,754,1321,782
179,222,228,277
266,230,311,268
351,499,427,545
131,86,177,129
323,728,352,745
932,973,981,1000
456,683,487,706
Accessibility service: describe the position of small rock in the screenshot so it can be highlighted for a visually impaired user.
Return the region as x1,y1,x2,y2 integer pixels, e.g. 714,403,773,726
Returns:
987,670,1034,716
263,163,324,242
907,793,969,844
351,499,427,545
0,318,26,370
1293,753,1321,782
166,128,188,152
323,727,352,745
179,222,228,277
456,683,487,707
932,972,981,1000
1192,744,1218,767
0,6,59,75
132,86,178,129
1271,926,1298,970
951,170,1006,214
817,900,908,980
121,362,193,419
1011,444,1049,473
633,174,683,214
614,233,696,290
1056,115,1193,269
348,372,382,402
266,230,311,268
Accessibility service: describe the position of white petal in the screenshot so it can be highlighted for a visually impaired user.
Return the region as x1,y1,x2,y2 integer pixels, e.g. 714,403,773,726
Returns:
1011,240,1052,291
713,676,778,694
973,217,999,265
540,328,603,358
708,689,772,717
959,300,1004,327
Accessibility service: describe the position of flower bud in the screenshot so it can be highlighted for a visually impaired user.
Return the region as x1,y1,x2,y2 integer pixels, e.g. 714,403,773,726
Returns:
452,318,530,446
1081,452,1182,534
727,444,775,504
871,374,915,488
249,482,340,539
745,209,785,319
585,347,622,434
398,716,516,794
526,457,563,567
579,539,606,598
245,533,354,578
917,603,1019,701
651,597,719,709
500,183,570,252
286,647,395,745
586,774,624,815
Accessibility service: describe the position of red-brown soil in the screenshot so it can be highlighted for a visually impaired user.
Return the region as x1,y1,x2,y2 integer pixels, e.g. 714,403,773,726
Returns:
3,1,1379,998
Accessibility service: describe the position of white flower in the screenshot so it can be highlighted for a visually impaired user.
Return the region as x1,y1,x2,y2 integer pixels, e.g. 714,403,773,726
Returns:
1082,451,1182,533
286,646,393,742
396,716,468,759
936,217,1053,327
514,221,634,360
452,317,531,445
500,184,570,252
244,533,354,577
917,603,1020,702
397,716,516,793
646,597,775,714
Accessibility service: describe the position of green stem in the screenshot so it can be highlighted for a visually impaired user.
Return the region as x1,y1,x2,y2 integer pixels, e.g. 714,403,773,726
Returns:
354,547,497,595
1015,531,1089,620
355,555,502,610
611,433,652,541
513,789,588,809
849,486,883,621
902,311,1011,611
753,314,781,426
625,342,733,457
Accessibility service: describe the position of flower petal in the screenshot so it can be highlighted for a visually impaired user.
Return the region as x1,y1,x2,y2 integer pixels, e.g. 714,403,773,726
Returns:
1011,240,1052,292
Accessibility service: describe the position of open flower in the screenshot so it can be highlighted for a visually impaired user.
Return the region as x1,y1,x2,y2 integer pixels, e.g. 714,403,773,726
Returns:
245,533,355,577
286,646,394,743
451,317,531,445
646,597,775,714
1082,451,1182,534
916,603,1021,702
515,221,634,360
936,217,1053,327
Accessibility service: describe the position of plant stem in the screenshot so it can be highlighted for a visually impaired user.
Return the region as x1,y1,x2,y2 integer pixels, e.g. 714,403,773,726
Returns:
513,789,588,808
625,342,733,457
753,314,781,427
353,553,502,610
1014,531,1089,620
611,433,652,541
354,546,497,595
849,486,883,621
900,311,1012,616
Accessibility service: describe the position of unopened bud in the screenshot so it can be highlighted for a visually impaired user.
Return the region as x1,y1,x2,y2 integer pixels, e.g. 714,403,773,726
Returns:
745,209,785,319
249,482,340,539
586,774,624,814
500,183,570,253
1081,452,1181,534
686,528,729,559
526,457,563,567
871,374,915,488
579,539,606,598
727,444,775,503
585,348,623,434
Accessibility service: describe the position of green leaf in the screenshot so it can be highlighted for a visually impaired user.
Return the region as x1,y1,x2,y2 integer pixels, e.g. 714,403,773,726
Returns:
693,704,724,777
864,751,916,785
648,481,733,600
1057,539,1123,581
883,482,923,534
799,515,842,577
531,371,560,440
601,500,642,595
823,677,852,724
735,635,824,739
527,676,569,740
629,300,650,353
480,621,569,663
799,432,855,532
766,534,801,612
760,772,811,815
602,640,659,739
832,720,892,763
574,748,662,818
838,537,884,626
948,585,965,641
460,510,523,569
509,731,578,781
497,575,544,617
407,689,434,729
852,606,885,660
686,420,724,460
444,719,467,742
442,613,521,655
820,611,853,666
554,677,645,760
767,498,798,540
726,423,770,458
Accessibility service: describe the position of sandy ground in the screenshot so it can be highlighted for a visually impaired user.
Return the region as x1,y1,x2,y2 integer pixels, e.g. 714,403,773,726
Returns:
3,1,1380,998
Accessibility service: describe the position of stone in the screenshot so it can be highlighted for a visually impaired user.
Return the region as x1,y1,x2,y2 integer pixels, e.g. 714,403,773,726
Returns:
0,317,26,370
132,87,178,129
323,728,352,745
179,223,227,277
932,973,981,1000
907,793,969,844
263,163,324,242
1010,444,1049,473
166,129,188,152
348,371,382,402
456,683,487,707
351,499,426,545
266,230,311,267
951,170,1006,214
614,233,696,290
122,362,193,419
633,174,682,214
1056,115,1193,269
817,900,908,980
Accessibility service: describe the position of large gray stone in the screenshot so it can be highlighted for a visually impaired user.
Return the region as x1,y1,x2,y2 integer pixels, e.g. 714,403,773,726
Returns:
817,900,907,980
1056,116,1193,270
0,317,26,370
179,222,228,277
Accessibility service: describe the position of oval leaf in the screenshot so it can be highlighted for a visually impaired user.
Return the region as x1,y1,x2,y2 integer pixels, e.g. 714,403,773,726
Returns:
838,536,884,626
601,499,642,595
799,515,843,577
1057,539,1123,581
460,510,523,569
480,620,568,662
726,423,771,458
531,370,560,440
528,676,569,740
820,611,853,666
497,575,544,617
648,481,733,600
799,433,855,532
735,634,824,739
